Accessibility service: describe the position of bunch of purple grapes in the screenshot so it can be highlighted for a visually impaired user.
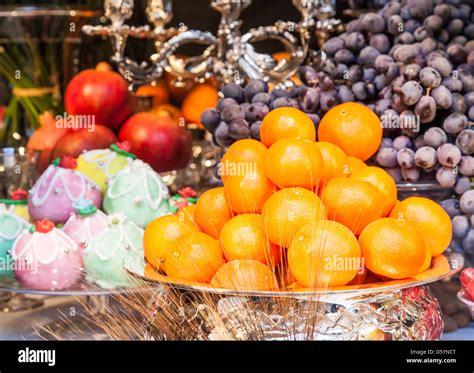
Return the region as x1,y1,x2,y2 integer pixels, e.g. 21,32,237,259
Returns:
201,80,308,147
299,0,474,185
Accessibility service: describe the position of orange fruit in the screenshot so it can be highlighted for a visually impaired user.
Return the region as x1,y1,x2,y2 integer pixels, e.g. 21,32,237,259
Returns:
223,165,275,214
194,187,233,239
176,204,198,227
136,81,170,107
219,214,281,266
389,197,452,256
350,166,397,217
358,218,428,279
164,232,224,283
262,187,327,247
346,156,367,176
144,215,199,272
264,137,324,189
210,259,278,291
318,102,382,161
288,220,361,287
315,142,348,182
181,83,218,126
260,107,316,147
220,139,267,182
149,103,182,124
321,177,383,235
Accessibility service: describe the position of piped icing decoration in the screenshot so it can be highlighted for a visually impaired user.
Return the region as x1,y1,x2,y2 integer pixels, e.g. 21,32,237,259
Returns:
111,141,136,159
0,210,31,241
11,224,79,265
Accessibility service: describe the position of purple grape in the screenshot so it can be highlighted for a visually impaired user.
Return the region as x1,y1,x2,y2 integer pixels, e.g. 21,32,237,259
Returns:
381,137,393,149
271,88,292,100
298,66,318,86
337,64,349,79
464,24,474,39
319,72,335,90
385,166,402,182
374,75,388,91
323,37,345,57
352,82,368,101
443,113,468,135
420,37,437,55
460,190,474,214
374,99,391,116
408,0,433,19
397,148,415,168
468,106,474,121
382,2,401,19
452,215,470,238
453,35,468,46
217,97,238,111
415,146,437,169
272,97,298,109
442,77,462,92
462,229,474,254
336,85,355,103
428,56,452,78
374,55,394,73
459,69,474,93
299,88,320,113
464,92,474,107
423,127,447,148
419,67,442,88
448,45,467,66
403,64,421,80
250,121,261,140
347,65,364,84
320,90,339,112
401,166,420,182
414,136,426,150
393,44,418,63
345,32,366,52
451,93,467,113
414,27,433,42
434,3,451,22
347,19,364,33
415,96,437,123
447,19,464,36
400,81,423,106
431,86,453,109
307,114,320,128
335,49,356,65
456,129,474,155
221,83,244,103
251,92,272,106
361,13,386,33
358,46,381,67
214,122,233,147
391,93,408,113
440,198,461,218
387,15,403,35
376,147,398,167
245,103,269,122
459,156,474,177
437,143,462,167
228,118,250,140
393,136,413,151
423,15,443,32
370,34,390,54
391,75,405,94
200,109,221,132
385,63,399,82
455,177,471,195
320,59,338,78
395,32,415,45
436,166,457,188
244,80,268,102
221,105,245,122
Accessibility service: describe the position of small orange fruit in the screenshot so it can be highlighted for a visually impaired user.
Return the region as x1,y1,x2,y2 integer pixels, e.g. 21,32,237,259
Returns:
149,103,182,124
346,156,367,175
318,102,382,161
164,232,224,283
264,137,324,189
219,214,281,266
358,218,428,279
288,220,361,287
224,165,275,214
262,187,327,247
144,215,199,271
315,141,348,182
136,81,170,107
350,166,397,217
260,107,316,147
194,187,233,239
220,139,267,182
389,197,452,256
321,177,383,235
210,259,278,291
176,204,198,227
182,83,218,126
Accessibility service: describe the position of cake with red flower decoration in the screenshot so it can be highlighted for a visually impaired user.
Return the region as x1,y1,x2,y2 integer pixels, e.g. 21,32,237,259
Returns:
11,219,83,290
0,189,30,222
28,156,102,223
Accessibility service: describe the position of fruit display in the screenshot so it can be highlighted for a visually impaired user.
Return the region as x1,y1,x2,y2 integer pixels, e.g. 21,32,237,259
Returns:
11,219,82,291
144,105,453,292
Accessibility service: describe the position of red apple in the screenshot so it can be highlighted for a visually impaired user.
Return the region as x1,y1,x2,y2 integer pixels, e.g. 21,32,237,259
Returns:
52,125,117,159
65,65,133,130
119,112,192,172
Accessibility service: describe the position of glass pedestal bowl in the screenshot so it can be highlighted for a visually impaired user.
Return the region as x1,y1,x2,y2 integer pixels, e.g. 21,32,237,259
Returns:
128,251,463,341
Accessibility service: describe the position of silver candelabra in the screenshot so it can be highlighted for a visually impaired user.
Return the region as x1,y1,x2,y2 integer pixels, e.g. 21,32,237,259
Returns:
83,0,338,89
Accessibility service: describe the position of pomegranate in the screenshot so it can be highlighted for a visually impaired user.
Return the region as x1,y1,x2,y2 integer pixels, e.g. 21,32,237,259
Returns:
65,65,133,130
118,112,192,172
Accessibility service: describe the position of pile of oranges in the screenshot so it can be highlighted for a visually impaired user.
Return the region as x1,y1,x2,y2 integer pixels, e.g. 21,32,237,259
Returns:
144,103,453,292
